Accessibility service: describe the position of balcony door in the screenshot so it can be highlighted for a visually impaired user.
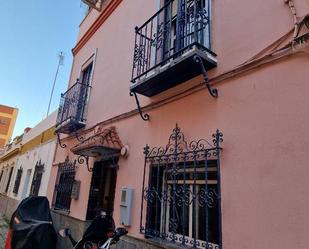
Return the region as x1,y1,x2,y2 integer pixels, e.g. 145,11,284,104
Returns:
162,0,211,60
76,62,93,123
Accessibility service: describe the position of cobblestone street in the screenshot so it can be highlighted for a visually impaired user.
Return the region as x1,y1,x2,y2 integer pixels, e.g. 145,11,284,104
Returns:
0,216,8,249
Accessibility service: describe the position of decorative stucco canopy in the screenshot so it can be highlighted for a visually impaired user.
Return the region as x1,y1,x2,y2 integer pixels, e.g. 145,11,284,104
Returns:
71,126,123,159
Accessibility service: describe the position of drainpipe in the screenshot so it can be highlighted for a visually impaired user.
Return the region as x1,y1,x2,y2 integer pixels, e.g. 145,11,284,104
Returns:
284,0,299,40
292,36,309,54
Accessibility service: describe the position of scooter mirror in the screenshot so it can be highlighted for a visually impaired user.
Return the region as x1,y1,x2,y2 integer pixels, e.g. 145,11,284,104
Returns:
58,228,70,238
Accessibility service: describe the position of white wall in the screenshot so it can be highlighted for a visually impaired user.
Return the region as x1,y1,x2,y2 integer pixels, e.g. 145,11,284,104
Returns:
5,111,58,201
14,139,56,200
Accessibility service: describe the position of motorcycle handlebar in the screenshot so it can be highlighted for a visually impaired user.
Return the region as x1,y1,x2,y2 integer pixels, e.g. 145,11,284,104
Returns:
111,227,128,241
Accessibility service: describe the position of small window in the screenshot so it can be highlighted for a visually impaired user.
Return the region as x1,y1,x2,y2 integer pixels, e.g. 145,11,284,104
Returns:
140,125,223,249
5,167,14,193
53,157,77,212
0,170,3,185
146,161,219,247
5,167,13,193
29,161,44,196
13,168,23,195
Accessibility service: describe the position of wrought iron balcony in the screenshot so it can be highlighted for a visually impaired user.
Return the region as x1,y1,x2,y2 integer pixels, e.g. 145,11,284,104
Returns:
56,80,91,134
131,0,217,97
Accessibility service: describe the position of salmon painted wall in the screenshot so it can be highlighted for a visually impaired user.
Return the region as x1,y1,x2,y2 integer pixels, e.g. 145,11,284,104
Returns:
50,54,309,248
67,0,309,131
112,56,309,249
49,0,309,248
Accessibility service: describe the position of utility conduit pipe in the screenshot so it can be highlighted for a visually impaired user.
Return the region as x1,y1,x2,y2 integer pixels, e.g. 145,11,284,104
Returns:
284,0,299,40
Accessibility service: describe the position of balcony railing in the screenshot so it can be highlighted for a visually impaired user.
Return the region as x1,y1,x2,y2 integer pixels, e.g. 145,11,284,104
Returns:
56,80,91,134
131,0,217,97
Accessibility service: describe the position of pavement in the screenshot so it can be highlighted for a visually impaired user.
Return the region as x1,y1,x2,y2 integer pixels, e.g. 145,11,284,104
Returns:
0,216,8,249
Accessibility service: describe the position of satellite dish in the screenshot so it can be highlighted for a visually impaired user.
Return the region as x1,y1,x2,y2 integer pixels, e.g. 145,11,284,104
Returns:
82,0,102,11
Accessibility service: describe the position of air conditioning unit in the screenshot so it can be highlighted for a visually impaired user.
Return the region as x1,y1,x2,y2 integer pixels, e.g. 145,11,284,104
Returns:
82,0,103,11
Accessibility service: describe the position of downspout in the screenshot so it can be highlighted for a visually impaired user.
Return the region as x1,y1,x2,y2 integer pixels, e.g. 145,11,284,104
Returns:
284,0,299,41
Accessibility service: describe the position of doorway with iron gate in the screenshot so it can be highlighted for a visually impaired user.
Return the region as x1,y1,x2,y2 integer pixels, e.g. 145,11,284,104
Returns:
86,158,118,220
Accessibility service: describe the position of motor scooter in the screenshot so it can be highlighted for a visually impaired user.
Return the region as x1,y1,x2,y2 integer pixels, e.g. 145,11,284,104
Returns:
58,213,127,249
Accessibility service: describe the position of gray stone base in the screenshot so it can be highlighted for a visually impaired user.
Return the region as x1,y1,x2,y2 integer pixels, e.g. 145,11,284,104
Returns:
116,235,185,249
0,194,19,220
51,210,180,249
51,210,91,249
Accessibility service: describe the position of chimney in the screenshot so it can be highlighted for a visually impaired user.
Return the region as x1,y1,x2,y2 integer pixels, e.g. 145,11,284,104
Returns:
24,127,31,133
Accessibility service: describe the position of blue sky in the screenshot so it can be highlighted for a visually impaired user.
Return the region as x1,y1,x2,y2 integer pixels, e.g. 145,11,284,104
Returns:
0,0,86,138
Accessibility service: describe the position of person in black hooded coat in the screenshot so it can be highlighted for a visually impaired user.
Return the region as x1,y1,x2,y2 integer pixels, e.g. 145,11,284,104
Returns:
9,196,57,249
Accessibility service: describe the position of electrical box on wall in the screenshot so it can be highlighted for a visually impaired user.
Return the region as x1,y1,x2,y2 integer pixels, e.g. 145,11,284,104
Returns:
120,187,133,227
71,180,81,200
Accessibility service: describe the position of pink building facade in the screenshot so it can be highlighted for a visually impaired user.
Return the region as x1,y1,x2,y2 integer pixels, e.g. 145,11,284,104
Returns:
48,0,309,248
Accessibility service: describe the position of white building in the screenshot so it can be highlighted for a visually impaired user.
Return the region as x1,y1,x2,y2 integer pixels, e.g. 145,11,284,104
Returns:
0,111,57,217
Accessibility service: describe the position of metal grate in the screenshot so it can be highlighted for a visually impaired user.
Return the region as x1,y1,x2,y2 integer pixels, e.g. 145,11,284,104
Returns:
53,157,77,212
140,124,223,249
0,170,3,185
5,167,14,193
13,168,23,194
131,0,212,83
30,160,44,196
56,72,92,130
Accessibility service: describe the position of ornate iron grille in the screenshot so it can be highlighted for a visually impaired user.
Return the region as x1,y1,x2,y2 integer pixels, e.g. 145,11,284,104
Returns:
53,157,77,211
5,167,14,193
141,124,223,249
56,79,91,129
30,160,44,196
0,170,3,184
13,167,23,194
131,0,212,83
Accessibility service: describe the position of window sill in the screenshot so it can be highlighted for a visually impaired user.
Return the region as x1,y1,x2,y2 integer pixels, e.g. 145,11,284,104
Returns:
123,234,188,249
51,208,70,216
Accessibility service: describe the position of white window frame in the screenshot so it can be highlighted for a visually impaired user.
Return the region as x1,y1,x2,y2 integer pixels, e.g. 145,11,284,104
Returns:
78,48,98,123
161,166,219,249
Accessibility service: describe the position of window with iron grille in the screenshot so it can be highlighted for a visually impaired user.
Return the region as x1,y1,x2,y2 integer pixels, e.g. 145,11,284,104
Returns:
5,167,14,193
0,170,3,185
30,160,44,196
13,168,23,195
141,125,223,249
53,157,77,212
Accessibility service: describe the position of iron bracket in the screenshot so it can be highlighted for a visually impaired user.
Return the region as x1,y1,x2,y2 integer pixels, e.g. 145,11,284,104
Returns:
73,125,84,142
193,55,218,98
75,132,84,142
130,91,150,121
55,132,67,148
77,155,91,172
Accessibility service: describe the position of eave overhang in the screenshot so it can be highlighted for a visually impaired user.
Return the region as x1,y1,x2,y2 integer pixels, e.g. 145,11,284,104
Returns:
71,126,123,158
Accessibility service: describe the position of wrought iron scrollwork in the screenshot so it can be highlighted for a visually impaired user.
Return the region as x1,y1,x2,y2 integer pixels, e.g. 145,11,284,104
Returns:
193,55,218,98
130,91,150,121
133,43,148,69
55,130,85,148
53,156,77,211
131,0,213,83
77,155,91,172
56,132,67,148
140,124,223,249
74,131,84,143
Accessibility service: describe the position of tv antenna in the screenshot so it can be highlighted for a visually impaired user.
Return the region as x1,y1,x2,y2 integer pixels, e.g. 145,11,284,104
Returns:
46,52,64,117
